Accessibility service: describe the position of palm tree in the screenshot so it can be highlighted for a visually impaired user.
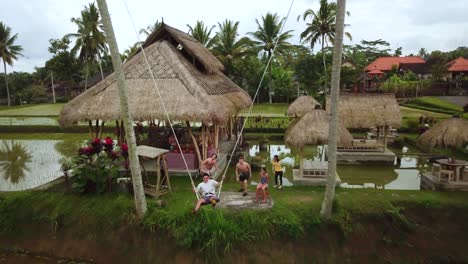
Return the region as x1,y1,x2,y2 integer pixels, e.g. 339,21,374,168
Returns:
187,21,216,48
139,20,162,38
121,42,142,62
0,22,23,106
248,12,294,103
418,48,428,59
96,0,147,219
299,0,351,91
67,3,108,89
320,0,347,219
211,20,253,69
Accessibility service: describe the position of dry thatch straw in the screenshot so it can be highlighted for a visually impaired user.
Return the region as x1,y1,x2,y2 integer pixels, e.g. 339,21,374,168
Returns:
418,117,468,149
285,109,353,149
326,94,401,128
59,23,251,126
287,96,321,117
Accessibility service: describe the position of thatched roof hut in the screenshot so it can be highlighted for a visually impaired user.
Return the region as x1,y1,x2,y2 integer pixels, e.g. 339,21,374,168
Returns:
287,96,321,117
418,117,468,149
285,109,353,149
325,94,401,129
59,23,251,126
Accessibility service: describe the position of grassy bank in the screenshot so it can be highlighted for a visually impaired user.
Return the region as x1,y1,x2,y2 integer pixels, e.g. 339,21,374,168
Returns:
0,103,64,116
2,181,468,262
401,97,464,115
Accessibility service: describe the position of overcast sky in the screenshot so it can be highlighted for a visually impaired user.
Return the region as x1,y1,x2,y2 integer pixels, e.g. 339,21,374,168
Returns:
2,0,467,73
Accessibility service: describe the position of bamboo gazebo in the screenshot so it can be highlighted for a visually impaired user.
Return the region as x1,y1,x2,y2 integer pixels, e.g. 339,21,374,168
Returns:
285,107,353,185
59,23,252,176
325,94,402,164
418,117,468,191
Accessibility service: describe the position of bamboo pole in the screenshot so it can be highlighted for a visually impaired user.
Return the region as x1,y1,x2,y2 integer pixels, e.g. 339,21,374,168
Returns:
115,120,120,145
99,121,106,139
214,124,219,153
186,121,202,166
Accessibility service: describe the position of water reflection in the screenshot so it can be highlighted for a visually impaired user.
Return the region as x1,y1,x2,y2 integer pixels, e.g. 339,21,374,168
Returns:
246,140,425,190
0,141,32,183
0,139,63,191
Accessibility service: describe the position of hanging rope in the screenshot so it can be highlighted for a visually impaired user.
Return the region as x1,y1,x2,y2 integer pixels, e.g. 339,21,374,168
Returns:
217,0,296,198
122,0,200,199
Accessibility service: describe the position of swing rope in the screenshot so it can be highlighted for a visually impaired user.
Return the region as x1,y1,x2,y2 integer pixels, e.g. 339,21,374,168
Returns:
217,0,296,198
122,0,200,199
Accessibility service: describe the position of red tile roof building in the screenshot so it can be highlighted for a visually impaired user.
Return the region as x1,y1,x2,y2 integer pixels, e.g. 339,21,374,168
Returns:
446,57,468,72
365,56,425,72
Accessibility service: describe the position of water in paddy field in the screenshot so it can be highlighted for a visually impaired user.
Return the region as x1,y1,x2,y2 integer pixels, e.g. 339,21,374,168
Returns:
0,117,59,126
242,140,429,190
0,139,66,191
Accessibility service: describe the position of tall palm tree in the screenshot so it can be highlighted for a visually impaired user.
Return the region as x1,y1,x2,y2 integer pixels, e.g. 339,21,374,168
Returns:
121,42,142,62
0,22,23,106
67,3,108,89
96,0,147,219
187,21,216,48
248,12,294,103
139,20,162,38
211,20,252,69
320,0,347,219
299,0,351,91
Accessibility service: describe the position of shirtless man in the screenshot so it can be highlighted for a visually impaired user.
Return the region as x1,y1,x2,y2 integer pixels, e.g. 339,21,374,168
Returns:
200,153,218,177
235,155,251,196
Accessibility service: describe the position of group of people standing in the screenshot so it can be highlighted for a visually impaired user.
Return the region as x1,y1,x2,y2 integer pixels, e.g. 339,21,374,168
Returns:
192,153,284,213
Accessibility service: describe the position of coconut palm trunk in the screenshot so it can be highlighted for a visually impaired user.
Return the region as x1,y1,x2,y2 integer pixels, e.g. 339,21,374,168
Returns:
3,61,10,106
321,35,327,93
320,0,346,219
96,0,147,219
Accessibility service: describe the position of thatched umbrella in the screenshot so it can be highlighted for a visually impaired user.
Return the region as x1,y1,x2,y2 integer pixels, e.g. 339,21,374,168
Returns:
285,109,353,150
418,117,468,157
326,93,401,148
287,95,321,117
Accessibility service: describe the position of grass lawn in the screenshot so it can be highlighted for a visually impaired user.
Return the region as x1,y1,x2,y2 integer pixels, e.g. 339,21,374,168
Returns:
400,106,451,119
0,103,65,116
239,103,288,116
401,96,464,115
2,180,468,257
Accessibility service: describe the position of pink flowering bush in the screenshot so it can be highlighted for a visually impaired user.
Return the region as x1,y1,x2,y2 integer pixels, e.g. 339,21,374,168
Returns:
71,137,125,193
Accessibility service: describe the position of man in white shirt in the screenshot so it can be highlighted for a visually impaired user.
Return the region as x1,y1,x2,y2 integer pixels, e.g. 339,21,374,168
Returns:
192,173,220,213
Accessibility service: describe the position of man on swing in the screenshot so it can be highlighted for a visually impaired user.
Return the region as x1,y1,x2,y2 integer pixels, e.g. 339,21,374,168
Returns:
192,173,220,213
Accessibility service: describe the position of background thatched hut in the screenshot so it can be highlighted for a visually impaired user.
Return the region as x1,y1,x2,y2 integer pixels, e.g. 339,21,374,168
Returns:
287,96,321,117
325,93,401,148
59,23,251,126
418,117,468,150
285,109,353,149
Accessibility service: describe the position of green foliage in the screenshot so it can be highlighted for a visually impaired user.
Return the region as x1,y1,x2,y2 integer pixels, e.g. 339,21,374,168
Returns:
187,21,216,48
69,138,123,193
380,75,430,97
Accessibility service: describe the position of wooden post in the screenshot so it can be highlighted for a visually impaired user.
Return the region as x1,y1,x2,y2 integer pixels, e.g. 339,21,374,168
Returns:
99,121,106,139
376,126,380,142
88,121,94,139
95,120,99,138
202,124,206,161
162,156,172,193
186,121,202,166
214,124,219,153
155,156,161,197
383,125,388,150
299,149,304,177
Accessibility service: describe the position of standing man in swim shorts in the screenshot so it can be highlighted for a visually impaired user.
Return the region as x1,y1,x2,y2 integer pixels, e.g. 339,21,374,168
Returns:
235,155,251,196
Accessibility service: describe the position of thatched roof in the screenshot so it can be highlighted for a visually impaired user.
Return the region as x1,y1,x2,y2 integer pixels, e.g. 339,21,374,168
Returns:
59,23,251,126
418,117,468,149
326,94,401,129
285,109,353,149
287,96,321,117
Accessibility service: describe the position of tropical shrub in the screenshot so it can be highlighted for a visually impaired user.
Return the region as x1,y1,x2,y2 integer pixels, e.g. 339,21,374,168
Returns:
69,137,126,193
